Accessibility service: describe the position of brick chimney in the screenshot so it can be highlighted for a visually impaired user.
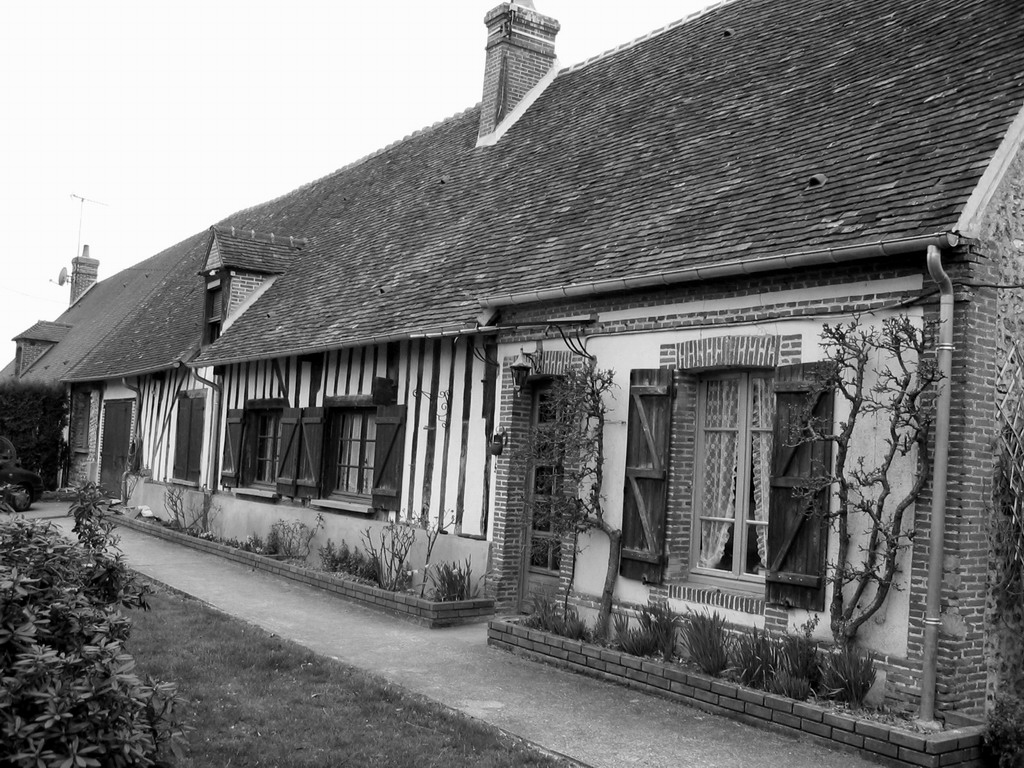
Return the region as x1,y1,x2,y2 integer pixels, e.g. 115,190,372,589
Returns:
70,244,99,305
478,1,560,140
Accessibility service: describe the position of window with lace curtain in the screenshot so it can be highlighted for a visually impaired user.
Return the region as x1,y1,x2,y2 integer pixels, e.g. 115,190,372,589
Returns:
692,371,774,584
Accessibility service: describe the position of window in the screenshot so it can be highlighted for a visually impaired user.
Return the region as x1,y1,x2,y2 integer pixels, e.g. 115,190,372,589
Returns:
527,387,562,575
251,409,281,485
173,392,205,483
325,408,377,498
72,390,92,452
692,371,774,582
204,280,223,345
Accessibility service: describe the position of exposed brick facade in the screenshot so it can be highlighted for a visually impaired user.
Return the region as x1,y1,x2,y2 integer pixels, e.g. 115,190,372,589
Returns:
227,271,265,317
478,3,559,139
486,246,1020,714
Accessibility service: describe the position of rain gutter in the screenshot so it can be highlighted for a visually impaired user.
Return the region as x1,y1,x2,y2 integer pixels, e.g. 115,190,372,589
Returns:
477,232,961,310
918,244,955,726
190,324,496,369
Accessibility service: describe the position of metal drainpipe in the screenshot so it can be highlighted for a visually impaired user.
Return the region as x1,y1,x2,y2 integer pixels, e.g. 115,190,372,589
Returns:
919,244,954,725
191,367,223,488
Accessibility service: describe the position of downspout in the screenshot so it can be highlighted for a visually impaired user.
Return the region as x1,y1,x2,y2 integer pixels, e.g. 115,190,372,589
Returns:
121,377,142,503
919,244,954,725
192,366,223,490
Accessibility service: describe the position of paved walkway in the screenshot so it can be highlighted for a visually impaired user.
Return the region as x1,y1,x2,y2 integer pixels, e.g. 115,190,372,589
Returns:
21,502,877,768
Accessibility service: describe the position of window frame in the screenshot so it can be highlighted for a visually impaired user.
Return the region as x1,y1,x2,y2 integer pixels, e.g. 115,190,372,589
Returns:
204,277,224,346
323,405,378,503
688,369,774,591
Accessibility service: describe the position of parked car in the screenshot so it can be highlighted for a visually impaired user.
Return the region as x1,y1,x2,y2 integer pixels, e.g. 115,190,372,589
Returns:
0,437,44,512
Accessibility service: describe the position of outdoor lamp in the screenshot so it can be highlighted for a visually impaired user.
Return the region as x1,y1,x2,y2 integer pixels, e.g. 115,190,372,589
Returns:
509,349,534,392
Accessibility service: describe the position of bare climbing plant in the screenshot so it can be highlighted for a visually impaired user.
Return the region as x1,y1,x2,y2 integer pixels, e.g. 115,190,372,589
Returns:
801,315,941,645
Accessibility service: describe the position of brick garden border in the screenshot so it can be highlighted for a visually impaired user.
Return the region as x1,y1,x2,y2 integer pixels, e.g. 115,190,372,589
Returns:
487,618,986,768
114,515,494,628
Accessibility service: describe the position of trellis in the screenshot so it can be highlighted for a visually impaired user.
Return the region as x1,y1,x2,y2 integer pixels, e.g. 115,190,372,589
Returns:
997,343,1024,580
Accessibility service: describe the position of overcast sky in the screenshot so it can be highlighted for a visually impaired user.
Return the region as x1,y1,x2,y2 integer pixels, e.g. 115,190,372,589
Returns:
2,0,712,366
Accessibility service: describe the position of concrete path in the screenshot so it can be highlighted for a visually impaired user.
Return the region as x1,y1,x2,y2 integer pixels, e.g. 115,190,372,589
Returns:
18,501,878,768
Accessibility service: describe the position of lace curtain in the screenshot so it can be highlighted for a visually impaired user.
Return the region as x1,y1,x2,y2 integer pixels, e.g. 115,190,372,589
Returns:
750,377,774,571
699,379,739,568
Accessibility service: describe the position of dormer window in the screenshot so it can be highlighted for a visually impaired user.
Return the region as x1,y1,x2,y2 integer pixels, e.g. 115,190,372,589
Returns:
205,277,224,345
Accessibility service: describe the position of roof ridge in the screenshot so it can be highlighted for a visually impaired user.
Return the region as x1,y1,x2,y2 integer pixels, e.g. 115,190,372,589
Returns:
560,0,737,76
221,105,480,225
211,224,308,248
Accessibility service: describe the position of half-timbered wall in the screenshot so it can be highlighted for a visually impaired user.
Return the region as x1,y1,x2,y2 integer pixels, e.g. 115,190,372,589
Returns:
214,336,494,536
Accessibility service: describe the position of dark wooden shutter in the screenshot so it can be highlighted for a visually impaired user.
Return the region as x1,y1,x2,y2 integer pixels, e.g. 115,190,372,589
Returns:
221,409,245,488
187,397,205,483
620,369,673,583
296,407,325,498
173,398,191,481
276,408,302,496
766,363,834,610
372,404,406,512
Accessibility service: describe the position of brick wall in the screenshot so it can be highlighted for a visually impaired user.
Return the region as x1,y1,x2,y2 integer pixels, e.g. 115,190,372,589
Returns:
478,3,559,138
16,340,51,376
227,272,265,316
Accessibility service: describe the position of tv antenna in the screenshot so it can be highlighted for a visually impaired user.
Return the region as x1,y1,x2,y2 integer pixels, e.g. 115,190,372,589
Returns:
70,193,108,258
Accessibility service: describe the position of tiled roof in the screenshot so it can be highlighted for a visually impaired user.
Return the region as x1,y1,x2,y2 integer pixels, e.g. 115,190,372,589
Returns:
63,232,212,382
192,0,1024,366
13,321,72,344
18,253,178,384
205,225,306,275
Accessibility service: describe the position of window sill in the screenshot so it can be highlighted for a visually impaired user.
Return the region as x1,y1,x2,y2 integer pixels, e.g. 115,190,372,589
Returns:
233,487,279,501
667,580,766,616
310,498,373,515
170,479,200,488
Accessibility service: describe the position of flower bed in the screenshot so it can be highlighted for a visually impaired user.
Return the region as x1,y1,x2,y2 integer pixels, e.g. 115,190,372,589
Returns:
487,618,985,768
114,515,494,628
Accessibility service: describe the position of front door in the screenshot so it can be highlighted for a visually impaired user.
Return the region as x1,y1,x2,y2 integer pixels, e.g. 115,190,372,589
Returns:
99,400,133,497
519,384,562,612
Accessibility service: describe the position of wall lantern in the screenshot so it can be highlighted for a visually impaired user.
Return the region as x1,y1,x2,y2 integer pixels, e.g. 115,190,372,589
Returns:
488,427,507,456
509,349,535,393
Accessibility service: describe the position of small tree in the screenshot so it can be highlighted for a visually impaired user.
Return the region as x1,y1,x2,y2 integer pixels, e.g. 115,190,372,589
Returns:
802,315,941,645
524,364,619,636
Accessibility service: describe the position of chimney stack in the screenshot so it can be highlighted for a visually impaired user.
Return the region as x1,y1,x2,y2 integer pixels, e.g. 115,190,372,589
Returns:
478,1,559,140
70,244,99,305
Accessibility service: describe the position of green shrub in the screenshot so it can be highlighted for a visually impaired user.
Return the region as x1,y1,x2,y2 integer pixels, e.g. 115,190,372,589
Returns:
0,381,67,489
820,645,876,709
734,627,778,689
267,514,323,559
986,693,1024,767
319,538,379,581
428,559,478,602
522,595,590,641
777,617,821,690
0,516,188,767
683,610,731,677
614,602,680,661
769,670,813,700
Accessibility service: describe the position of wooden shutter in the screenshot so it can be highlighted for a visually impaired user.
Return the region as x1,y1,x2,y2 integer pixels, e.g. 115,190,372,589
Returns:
372,404,406,511
187,397,205,483
296,407,325,498
620,369,673,583
766,363,834,610
173,398,191,481
276,408,302,496
221,409,245,488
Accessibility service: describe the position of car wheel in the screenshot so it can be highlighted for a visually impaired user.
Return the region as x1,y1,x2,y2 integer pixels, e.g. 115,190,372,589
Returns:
10,485,31,512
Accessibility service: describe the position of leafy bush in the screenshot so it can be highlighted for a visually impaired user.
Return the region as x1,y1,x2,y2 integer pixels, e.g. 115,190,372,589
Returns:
777,618,820,690
769,670,813,700
614,603,680,661
682,610,731,677
734,627,779,689
428,559,478,602
522,595,590,641
0,515,188,767
0,380,67,489
986,693,1024,767
820,645,876,709
267,514,324,559
319,538,379,582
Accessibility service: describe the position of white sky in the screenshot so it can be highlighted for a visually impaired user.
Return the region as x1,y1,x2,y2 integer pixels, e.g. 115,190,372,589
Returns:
1,0,711,365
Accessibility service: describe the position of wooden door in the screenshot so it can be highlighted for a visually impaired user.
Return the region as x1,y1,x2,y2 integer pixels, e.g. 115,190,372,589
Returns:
100,399,133,497
520,384,562,612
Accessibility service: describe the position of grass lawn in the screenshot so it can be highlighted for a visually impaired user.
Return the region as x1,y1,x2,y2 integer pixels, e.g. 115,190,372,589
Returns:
129,590,566,768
